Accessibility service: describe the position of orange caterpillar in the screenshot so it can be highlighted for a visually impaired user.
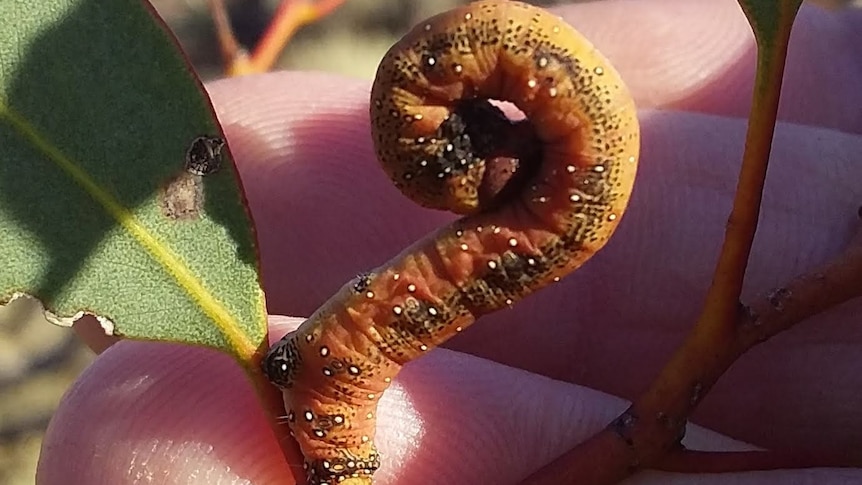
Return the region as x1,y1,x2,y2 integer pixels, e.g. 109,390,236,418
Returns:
263,1,639,483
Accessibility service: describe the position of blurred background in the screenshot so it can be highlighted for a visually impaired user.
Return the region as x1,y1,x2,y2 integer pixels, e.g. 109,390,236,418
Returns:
1,0,857,483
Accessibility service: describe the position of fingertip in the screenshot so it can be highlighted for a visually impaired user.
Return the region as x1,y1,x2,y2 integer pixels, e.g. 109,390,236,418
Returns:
554,0,862,133
373,348,862,484
37,341,293,485
204,72,452,317
372,349,628,484
372,348,765,484
554,0,751,109
267,315,304,344
204,72,374,190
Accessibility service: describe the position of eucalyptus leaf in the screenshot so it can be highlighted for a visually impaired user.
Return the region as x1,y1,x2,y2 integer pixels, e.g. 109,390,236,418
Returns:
0,0,266,362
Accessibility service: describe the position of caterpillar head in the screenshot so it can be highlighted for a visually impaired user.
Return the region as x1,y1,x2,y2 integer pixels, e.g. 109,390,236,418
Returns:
262,336,301,390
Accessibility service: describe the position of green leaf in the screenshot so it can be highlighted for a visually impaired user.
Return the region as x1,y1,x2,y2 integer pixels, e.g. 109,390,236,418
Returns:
0,0,266,363
737,0,803,94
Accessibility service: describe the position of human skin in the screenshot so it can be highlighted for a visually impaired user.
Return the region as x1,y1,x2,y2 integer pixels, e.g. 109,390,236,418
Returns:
37,0,862,484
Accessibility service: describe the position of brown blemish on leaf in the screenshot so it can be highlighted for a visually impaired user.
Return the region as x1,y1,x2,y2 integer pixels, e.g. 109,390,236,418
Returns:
160,172,203,221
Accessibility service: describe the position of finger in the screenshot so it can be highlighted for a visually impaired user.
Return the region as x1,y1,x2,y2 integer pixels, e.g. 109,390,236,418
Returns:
210,72,452,318
209,72,862,449
49,325,860,485
380,349,862,485
37,320,299,485
268,317,859,484
437,113,861,450
210,72,861,339
553,0,862,133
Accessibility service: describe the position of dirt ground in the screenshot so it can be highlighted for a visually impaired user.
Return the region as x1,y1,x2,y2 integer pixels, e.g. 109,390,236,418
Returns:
1,0,857,484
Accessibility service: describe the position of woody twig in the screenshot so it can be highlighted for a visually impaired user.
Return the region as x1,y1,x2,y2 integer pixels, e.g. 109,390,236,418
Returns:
523,220,862,485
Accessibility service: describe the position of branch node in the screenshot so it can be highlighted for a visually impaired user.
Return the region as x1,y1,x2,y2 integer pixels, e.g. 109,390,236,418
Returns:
608,409,638,446
690,382,704,406
740,303,761,327
766,286,792,311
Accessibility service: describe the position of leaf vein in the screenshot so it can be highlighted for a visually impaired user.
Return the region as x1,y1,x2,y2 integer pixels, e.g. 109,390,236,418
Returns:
0,102,255,358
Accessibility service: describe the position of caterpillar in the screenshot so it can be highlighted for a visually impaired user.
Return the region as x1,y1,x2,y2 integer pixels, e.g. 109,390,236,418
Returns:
262,1,639,484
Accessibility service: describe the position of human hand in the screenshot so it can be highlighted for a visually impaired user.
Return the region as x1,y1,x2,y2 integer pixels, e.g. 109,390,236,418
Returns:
37,0,862,483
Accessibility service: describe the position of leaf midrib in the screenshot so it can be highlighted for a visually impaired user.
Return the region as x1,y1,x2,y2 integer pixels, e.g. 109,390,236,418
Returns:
0,100,255,359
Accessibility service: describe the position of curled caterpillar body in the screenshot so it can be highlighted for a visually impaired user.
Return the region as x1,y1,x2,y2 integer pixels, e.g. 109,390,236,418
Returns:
263,2,639,484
